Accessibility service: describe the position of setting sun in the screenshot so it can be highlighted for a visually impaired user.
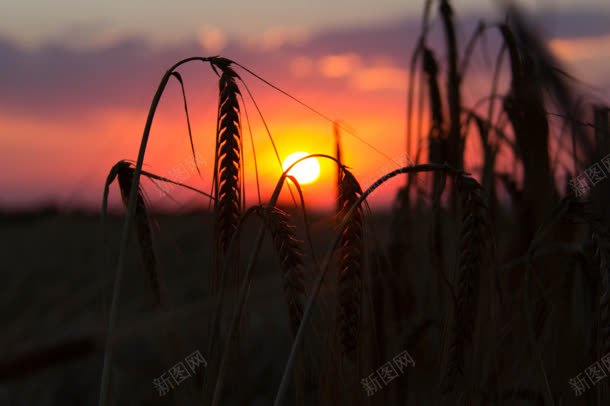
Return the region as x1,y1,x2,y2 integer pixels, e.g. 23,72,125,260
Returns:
282,151,321,185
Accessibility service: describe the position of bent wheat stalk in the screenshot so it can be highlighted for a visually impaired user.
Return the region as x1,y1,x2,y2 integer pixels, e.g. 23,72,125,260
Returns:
210,154,343,406
101,160,217,311
274,163,463,406
115,163,163,307
99,55,227,406
99,64,179,406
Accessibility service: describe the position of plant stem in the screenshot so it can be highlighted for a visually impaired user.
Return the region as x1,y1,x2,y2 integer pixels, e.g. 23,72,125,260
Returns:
98,56,212,406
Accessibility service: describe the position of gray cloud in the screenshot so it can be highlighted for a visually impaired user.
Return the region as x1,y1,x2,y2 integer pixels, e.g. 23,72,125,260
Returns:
0,8,608,117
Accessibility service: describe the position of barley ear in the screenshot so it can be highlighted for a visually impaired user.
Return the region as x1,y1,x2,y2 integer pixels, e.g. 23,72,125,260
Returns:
441,173,489,393
116,162,164,308
213,61,242,290
255,206,306,336
337,167,364,362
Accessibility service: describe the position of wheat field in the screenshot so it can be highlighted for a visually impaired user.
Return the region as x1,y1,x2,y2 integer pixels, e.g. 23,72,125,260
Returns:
1,1,610,405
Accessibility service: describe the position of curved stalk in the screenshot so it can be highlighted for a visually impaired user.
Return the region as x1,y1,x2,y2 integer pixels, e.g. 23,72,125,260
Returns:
209,154,343,405
98,56,214,406
274,163,458,406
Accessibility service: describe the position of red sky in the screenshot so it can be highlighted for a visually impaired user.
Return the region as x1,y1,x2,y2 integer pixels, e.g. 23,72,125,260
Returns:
0,7,609,212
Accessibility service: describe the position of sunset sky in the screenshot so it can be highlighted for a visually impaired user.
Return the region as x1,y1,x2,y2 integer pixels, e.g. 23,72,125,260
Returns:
1,0,609,211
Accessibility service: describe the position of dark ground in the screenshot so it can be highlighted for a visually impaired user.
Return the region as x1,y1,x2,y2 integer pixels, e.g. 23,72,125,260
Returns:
0,209,397,405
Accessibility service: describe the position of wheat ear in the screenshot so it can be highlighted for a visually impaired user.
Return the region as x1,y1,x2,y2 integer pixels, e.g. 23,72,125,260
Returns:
210,59,243,295
441,173,489,393
115,162,163,307
255,205,305,336
275,164,457,406
213,61,242,254
337,167,364,362
98,56,216,406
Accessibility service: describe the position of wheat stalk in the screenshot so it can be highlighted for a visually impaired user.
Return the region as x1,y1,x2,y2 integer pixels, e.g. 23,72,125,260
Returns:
499,23,557,256
593,225,610,356
210,58,242,298
254,205,305,336
275,163,457,406
441,173,490,393
439,0,463,170
210,156,342,406
423,47,444,129
213,59,242,288
334,122,343,213
568,202,610,356
337,167,364,362
99,56,215,406
209,154,344,406
114,162,163,308
583,208,610,404
517,197,576,406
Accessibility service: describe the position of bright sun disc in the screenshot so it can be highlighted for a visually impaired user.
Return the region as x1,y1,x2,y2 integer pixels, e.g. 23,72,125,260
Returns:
282,152,321,185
